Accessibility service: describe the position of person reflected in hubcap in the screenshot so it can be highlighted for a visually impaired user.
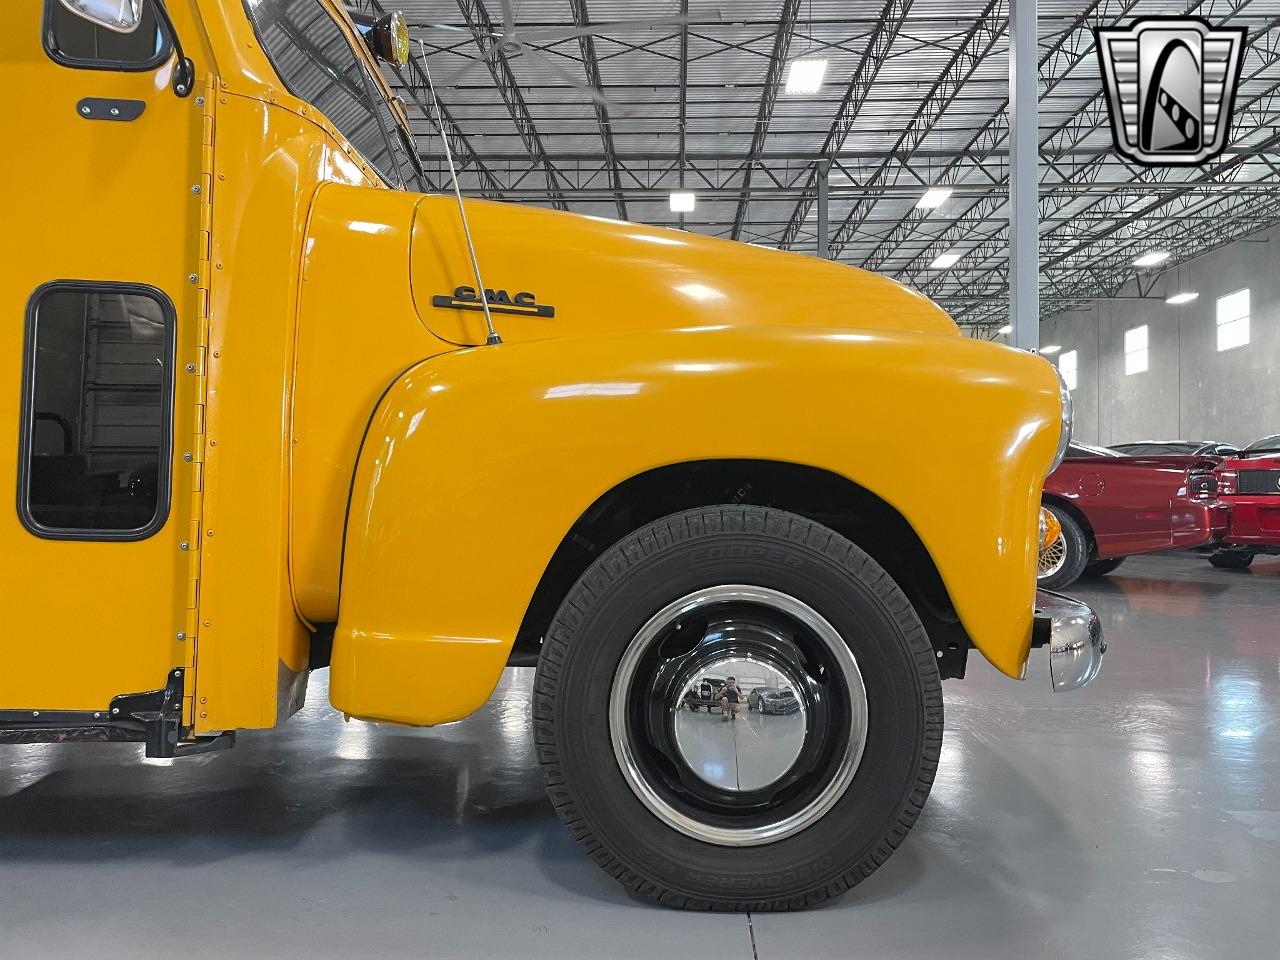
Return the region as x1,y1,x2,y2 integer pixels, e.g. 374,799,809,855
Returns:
717,676,741,722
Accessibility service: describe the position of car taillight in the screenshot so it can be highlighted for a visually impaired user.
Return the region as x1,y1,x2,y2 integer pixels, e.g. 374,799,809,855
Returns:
1217,469,1238,495
1188,470,1217,500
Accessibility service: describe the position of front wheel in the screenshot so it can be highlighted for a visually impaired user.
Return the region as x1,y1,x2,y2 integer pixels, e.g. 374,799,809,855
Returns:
533,506,943,911
1038,503,1089,590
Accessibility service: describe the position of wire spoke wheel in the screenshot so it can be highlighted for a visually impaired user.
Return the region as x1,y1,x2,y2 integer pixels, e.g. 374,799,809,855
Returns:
1038,530,1068,579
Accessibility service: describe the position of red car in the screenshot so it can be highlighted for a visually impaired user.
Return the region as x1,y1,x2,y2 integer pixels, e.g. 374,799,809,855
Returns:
1208,434,1280,569
1039,442,1227,589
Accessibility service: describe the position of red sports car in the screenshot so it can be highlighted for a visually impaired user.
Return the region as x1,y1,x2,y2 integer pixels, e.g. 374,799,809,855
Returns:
1038,442,1227,589
1207,434,1280,569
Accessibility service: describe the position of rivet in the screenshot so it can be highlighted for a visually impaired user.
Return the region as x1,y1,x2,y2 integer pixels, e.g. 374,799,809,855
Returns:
212,350,220,358
195,96,205,106
109,107,119,116
209,440,217,447
206,529,214,537
32,711,39,718
174,670,182,677
186,363,196,373
112,708,120,715
183,451,193,462
188,273,198,284
93,712,101,719
216,262,223,269
220,80,227,89
217,173,225,181
220,97,227,104
191,184,201,195
200,712,208,719
200,698,207,704
177,632,186,640
80,106,91,114
203,620,211,627
180,541,190,551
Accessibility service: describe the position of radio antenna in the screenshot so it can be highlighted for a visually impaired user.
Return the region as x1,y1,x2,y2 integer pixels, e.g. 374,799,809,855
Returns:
415,40,501,346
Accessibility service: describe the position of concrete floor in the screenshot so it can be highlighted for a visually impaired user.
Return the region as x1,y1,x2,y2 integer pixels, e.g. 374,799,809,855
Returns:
1,553,1276,958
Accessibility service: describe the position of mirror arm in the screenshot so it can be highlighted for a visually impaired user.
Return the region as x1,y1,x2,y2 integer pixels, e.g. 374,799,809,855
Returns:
151,0,194,97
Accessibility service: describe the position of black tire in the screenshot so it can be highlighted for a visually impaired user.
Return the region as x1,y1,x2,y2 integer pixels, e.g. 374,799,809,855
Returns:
533,505,943,911
1209,549,1255,570
1082,556,1125,578
1038,503,1089,591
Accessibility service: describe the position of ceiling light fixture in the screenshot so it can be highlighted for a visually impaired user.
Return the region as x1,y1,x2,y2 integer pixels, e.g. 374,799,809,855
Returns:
669,191,696,213
785,58,828,94
929,251,961,269
1133,250,1170,267
1040,344,1062,355
916,187,953,209
1166,291,1199,305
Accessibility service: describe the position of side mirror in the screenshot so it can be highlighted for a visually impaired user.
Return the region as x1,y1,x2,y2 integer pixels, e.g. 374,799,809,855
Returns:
351,10,411,66
57,0,144,33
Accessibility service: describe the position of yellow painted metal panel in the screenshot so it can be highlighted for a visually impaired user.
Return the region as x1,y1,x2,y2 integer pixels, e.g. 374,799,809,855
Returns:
3,0,1067,739
329,328,1061,726
290,184,958,625
0,3,207,709
407,196,957,348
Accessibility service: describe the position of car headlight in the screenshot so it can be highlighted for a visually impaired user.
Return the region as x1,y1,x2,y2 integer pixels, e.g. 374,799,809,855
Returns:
1049,364,1073,473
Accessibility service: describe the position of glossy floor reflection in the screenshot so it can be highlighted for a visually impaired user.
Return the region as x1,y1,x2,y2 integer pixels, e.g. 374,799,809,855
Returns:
672,708,807,791
1,554,1276,958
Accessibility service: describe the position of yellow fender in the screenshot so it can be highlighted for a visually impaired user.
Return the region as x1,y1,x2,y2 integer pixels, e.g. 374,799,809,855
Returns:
330,325,1062,725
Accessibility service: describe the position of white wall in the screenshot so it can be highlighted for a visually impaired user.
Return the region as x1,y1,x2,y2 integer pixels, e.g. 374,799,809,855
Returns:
1038,225,1280,447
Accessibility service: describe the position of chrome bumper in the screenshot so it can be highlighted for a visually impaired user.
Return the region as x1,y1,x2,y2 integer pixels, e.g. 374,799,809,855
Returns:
1033,590,1105,692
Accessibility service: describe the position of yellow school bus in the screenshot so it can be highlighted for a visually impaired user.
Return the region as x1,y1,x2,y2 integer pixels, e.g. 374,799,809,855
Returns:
2,0,1101,910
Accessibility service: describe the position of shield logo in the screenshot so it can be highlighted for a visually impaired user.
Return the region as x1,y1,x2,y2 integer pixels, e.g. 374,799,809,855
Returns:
1096,18,1247,166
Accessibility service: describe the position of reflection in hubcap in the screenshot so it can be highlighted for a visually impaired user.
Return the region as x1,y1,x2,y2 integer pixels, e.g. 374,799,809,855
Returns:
609,585,868,847
672,658,807,793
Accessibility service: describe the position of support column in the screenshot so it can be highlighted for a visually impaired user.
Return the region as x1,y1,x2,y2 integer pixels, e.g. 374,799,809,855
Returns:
1009,0,1039,351
816,159,830,259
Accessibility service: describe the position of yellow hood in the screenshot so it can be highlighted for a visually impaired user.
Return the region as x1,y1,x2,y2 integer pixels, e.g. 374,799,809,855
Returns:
408,196,957,346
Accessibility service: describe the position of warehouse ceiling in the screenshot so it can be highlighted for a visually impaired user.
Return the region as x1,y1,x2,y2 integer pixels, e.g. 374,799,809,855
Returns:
357,0,1280,329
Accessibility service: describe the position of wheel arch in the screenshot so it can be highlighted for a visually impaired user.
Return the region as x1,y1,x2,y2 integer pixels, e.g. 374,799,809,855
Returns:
513,458,973,678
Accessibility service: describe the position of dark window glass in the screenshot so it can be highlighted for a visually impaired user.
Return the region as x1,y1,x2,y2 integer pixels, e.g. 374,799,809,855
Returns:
1067,442,1122,460
1121,443,1192,456
44,1,170,69
244,0,421,189
21,285,173,537
1245,434,1280,453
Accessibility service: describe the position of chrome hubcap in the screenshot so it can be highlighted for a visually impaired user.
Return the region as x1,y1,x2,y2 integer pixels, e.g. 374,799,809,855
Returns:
672,657,806,792
609,585,868,847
